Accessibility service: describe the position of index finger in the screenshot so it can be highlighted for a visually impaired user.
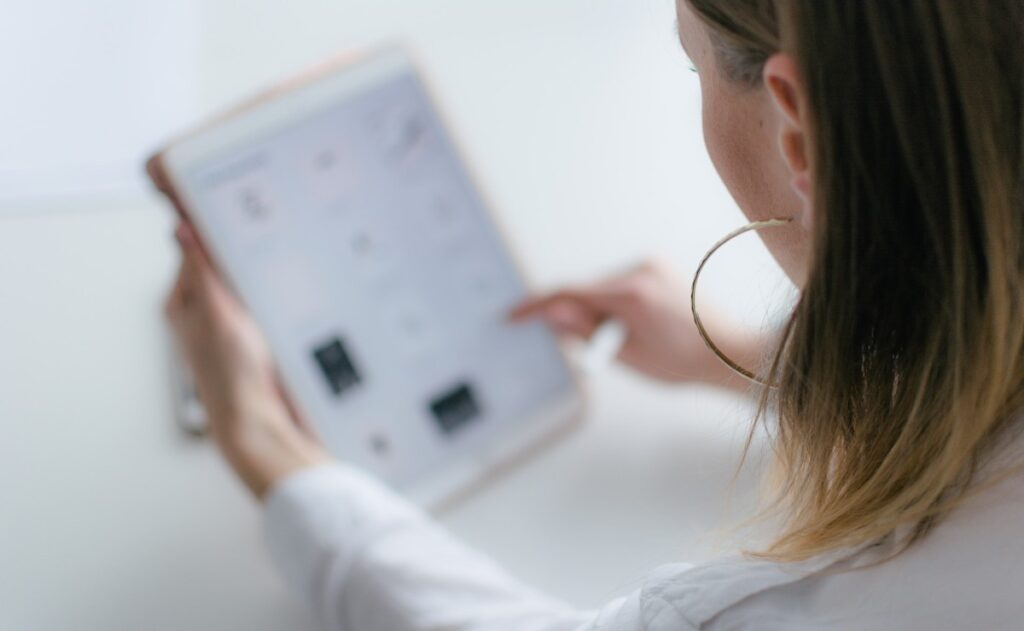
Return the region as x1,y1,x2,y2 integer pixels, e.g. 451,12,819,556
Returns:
508,290,585,321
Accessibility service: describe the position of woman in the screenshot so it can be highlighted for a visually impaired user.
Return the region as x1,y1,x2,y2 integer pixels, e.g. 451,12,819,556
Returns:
165,1,1024,628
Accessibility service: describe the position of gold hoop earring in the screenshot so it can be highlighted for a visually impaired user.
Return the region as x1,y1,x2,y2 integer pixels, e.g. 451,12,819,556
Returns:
690,217,793,387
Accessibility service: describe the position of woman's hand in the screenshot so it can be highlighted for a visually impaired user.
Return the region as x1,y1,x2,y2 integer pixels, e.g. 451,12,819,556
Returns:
510,259,764,389
165,223,329,499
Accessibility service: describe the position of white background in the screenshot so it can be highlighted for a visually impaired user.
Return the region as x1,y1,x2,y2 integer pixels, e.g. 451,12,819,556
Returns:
0,1,791,629
0,0,200,201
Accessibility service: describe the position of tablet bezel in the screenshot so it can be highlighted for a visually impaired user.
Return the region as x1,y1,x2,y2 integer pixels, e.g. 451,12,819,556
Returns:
148,45,587,512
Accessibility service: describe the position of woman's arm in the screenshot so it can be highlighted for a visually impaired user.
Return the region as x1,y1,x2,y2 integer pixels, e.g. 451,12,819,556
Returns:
510,259,770,394
263,463,658,631
163,225,691,630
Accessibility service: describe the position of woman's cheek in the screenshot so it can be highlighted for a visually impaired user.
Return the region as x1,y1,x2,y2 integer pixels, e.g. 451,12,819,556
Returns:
700,87,754,217
698,81,813,284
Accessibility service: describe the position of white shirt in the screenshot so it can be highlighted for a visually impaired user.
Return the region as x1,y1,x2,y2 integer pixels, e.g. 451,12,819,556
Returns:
263,459,1024,630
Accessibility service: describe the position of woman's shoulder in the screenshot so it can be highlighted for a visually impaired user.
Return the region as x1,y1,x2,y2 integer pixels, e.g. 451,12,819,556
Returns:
639,468,1024,630
632,548,856,630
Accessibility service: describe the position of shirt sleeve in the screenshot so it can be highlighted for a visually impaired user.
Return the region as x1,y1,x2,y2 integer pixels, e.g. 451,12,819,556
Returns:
262,463,686,631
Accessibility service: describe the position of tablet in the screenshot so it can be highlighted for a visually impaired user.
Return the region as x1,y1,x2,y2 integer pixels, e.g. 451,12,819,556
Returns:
147,46,584,510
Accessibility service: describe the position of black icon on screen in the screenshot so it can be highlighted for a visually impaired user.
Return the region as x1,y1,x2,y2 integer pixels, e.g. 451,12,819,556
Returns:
429,382,482,434
313,337,362,396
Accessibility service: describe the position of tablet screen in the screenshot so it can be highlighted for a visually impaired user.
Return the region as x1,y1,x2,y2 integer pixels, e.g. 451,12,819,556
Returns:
164,50,577,496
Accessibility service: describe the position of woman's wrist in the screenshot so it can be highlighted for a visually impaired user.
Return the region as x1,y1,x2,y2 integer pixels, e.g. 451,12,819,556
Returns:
216,403,331,501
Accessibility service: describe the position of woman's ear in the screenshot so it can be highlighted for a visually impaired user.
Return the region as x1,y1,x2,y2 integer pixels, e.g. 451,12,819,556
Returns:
763,53,814,230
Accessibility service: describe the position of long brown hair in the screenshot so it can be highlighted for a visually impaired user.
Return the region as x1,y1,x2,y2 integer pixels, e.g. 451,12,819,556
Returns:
687,0,1024,561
